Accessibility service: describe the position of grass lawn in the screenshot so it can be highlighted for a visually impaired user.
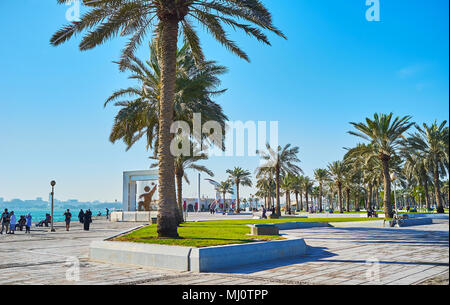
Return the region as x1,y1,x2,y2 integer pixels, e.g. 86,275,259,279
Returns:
113,217,381,248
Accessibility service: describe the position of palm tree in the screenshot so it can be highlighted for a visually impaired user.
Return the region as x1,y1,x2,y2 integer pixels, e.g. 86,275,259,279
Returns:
226,167,253,213
402,152,433,210
314,169,329,212
405,121,449,213
257,144,302,216
216,180,234,212
327,161,346,213
301,176,314,212
106,42,228,154
280,173,296,214
151,141,214,224
291,175,303,212
349,113,414,218
51,0,285,238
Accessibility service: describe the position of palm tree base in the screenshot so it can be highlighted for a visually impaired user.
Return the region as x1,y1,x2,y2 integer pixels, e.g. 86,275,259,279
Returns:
157,216,179,238
437,206,445,214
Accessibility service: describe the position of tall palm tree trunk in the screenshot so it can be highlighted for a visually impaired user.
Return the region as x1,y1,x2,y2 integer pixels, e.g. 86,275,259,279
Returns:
305,191,309,212
175,173,184,225
275,168,281,216
300,193,303,211
367,184,373,210
424,180,430,210
318,184,323,212
156,18,180,238
337,183,343,213
433,160,444,213
295,192,299,212
346,188,350,212
236,183,240,213
381,156,393,218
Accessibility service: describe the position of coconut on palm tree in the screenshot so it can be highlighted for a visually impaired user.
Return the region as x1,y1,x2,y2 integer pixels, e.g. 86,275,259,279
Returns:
257,144,302,216
226,167,252,213
348,113,414,218
51,0,285,238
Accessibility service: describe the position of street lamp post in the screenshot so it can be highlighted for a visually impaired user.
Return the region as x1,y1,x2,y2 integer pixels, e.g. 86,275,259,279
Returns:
390,173,399,227
390,173,398,213
50,180,56,232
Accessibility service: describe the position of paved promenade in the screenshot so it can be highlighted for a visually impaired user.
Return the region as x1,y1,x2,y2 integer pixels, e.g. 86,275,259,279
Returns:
0,217,448,285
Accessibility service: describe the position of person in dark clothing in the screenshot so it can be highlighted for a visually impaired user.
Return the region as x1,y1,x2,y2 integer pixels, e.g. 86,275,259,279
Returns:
106,208,109,220
1,209,10,234
78,209,84,224
16,216,27,231
64,209,72,231
261,206,267,219
83,210,92,231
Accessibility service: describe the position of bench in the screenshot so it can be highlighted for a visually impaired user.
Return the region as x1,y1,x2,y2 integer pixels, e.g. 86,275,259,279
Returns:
250,224,279,236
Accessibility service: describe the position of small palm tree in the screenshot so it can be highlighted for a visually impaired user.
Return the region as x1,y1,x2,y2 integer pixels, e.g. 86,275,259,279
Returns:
151,142,214,224
226,167,253,213
51,0,286,238
314,169,329,212
257,144,302,216
301,176,314,212
216,180,234,212
349,113,414,217
327,161,346,213
280,173,296,214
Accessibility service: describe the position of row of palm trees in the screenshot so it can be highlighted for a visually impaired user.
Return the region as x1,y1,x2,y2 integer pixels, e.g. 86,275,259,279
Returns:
253,114,448,218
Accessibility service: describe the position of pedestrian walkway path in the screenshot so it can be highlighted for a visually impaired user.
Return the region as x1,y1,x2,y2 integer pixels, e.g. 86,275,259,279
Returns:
0,219,447,285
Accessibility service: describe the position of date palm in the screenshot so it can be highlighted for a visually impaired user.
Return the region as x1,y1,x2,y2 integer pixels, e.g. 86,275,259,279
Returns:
216,180,234,212
51,0,285,238
226,167,252,213
349,113,414,218
327,161,346,213
314,169,329,212
106,42,228,154
280,173,296,214
402,152,432,210
152,143,213,224
404,121,449,213
301,176,314,212
257,144,302,216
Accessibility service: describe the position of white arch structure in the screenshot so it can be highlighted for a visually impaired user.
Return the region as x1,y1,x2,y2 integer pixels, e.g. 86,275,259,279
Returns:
122,170,158,211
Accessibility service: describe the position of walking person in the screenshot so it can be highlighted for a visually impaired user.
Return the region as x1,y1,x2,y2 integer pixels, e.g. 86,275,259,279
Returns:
63,209,72,231
83,209,92,231
1,209,10,234
105,208,109,220
78,209,84,224
9,211,16,234
25,213,32,234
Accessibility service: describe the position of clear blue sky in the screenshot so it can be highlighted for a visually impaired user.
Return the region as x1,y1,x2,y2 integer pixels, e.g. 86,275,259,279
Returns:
0,0,448,201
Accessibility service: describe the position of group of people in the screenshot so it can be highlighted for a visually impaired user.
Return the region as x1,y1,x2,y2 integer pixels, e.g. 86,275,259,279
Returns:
77,209,93,231
0,207,108,234
1,209,32,234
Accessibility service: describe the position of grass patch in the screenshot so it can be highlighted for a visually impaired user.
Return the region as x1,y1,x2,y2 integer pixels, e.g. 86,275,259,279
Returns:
113,217,381,248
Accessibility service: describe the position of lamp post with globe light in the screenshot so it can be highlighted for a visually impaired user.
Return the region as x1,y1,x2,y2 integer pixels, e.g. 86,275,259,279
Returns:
50,180,56,232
